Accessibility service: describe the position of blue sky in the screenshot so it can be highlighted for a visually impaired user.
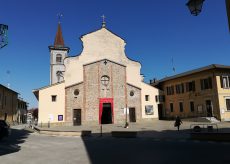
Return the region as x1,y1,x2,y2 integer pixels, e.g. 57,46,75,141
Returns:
0,0,229,108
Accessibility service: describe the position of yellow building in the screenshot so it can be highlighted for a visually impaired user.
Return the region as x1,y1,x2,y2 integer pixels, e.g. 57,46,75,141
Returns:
153,64,230,121
0,84,18,123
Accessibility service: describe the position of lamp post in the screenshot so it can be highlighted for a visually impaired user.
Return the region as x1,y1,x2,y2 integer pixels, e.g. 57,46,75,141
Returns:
124,104,129,128
0,24,8,49
186,0,205,16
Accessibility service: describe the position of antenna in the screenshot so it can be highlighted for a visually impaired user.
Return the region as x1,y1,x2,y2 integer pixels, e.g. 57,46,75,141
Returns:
6,70,10,88
171,57,176,74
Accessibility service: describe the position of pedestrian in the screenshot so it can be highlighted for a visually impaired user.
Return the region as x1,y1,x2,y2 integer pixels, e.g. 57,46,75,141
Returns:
174,116,182,131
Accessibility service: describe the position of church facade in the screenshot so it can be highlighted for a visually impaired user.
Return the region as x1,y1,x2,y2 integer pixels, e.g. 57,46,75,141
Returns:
33,22,159,126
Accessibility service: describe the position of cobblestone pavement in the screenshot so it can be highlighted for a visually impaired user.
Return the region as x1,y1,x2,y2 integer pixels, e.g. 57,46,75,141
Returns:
35,119,230,139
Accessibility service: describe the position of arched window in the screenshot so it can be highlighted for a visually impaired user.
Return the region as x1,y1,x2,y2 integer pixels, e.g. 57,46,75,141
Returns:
56,54,62,63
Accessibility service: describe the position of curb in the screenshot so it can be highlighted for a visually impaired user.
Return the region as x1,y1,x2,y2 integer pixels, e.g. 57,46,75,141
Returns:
34,127,91,137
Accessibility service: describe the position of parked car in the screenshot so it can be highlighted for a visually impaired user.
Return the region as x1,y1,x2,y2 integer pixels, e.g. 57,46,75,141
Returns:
0,120,11,140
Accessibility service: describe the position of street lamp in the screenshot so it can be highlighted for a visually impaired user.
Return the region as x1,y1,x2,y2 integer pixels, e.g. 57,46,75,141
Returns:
186,0,205,16
0,24,8,48
124,105,129,128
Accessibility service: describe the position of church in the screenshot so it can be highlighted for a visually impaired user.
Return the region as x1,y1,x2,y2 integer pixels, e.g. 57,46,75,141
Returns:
33,19,159,126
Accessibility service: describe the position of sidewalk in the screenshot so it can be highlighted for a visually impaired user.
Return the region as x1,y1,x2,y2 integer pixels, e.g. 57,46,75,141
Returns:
32,119,230,140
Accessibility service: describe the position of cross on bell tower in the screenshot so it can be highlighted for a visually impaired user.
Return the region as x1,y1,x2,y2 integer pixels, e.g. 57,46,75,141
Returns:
48,13,70,85
57,13,63,24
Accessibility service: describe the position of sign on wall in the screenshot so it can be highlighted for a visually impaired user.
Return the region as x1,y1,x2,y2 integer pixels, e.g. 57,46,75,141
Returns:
145,105,154,115
197,105,203,114
123,108,129,115
48,114,54,121
58,115,63,121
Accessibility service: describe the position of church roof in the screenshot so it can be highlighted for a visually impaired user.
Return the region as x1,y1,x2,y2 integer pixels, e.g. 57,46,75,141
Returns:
0,84,18,94
54,23,65,47
80,26,126,43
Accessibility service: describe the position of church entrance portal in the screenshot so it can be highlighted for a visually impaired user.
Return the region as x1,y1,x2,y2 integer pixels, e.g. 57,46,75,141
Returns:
99,98,113,124
101,103,112,124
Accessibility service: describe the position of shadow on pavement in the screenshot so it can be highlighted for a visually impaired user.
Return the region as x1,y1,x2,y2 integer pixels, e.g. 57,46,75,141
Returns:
81,129,191,164
81,127,230,164
0,128,32,156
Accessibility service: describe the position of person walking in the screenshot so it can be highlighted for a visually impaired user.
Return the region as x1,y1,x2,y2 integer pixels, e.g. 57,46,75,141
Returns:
174,116,182,131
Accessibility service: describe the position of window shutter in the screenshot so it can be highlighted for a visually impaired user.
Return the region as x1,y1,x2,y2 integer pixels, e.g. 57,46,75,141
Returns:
220,76,223,88
226,99,230,111
209,77,212,89
200,79,204,90
186,82,189,92
155,96,158,102
182,83,184,93
192,81,196,91
228,76,230,88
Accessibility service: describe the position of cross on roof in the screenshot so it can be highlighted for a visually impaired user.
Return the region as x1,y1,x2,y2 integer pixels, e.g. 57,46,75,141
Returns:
101,15,106,28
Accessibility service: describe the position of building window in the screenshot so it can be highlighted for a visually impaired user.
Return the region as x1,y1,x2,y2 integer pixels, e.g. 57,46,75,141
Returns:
186,81,196,92
155,95,165,102
74,89,80,96
179,102,183,112
221,76,230,88
166,86,174,95
145,105,153,115
170,103,173,112
155,95,158,102
176,83,184,94
200,77,212,90
56,54,62,64
101,75,110,87
130,91,134,97
51,95,57,102
226,99,230,111
145,95,149,101
190,101,194,112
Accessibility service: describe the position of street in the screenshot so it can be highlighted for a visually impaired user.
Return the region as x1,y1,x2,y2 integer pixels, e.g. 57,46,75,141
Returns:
1,126,230,164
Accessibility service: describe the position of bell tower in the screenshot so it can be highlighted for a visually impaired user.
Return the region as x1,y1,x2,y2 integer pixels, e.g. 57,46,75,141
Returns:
49,20,70,85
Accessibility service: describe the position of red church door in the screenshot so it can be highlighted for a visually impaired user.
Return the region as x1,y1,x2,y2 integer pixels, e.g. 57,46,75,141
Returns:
99,98,114,124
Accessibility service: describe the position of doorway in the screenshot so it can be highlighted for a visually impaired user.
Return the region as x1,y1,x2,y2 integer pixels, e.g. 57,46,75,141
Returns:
73,109,81,126
158,104,163,120
101,103,112,124
206,100,213,117
99,98,113,124
129,108,136,122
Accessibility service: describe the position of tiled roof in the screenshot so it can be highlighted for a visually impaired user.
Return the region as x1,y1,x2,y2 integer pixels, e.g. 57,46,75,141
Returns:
157,64,230,83
54,23,64,47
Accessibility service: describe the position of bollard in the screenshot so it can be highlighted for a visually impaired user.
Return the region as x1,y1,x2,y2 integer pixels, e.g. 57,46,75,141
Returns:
41,122,42,128
48,121,50,128
100,124,102,137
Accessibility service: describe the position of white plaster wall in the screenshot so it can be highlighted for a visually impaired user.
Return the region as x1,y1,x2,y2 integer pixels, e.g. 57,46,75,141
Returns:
50,50,68,84
141,82,159,118
50,50,68,64
64,28,141,88
38,83,65,124
52,66,65,84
